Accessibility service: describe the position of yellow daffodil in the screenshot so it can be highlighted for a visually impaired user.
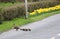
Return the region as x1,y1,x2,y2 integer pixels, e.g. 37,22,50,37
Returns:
30,5,60,15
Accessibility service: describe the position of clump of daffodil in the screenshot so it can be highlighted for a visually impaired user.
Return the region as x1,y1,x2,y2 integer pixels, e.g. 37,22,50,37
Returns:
30,5,60,15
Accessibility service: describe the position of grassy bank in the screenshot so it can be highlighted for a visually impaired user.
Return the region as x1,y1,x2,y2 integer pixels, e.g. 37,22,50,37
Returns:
0,2,22,8
0,10,60,32
0,2,60,21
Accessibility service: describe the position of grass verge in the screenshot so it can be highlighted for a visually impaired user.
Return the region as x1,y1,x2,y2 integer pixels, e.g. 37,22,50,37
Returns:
0,2,22,8
0,10,60,32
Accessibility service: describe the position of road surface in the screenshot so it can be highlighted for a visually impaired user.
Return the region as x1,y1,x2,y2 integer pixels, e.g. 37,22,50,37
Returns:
0,14,60,39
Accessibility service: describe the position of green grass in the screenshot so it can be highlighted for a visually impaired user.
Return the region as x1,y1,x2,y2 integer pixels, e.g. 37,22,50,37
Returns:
0,2,22,8
0,10,60,32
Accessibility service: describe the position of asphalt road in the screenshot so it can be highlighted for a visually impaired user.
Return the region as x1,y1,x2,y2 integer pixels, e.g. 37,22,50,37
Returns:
0,14,60,39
